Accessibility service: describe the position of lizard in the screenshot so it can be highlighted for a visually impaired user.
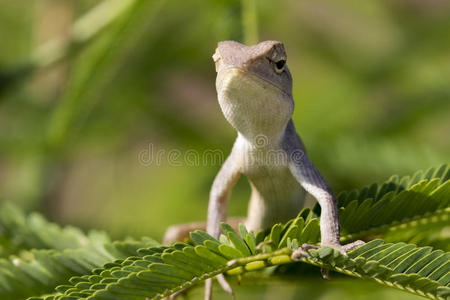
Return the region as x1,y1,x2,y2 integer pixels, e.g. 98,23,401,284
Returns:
163,40,364,299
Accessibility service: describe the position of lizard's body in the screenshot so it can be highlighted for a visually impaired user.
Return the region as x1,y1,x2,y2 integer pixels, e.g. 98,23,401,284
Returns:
227,124,307,231
163,40,363,299
205,41,343,246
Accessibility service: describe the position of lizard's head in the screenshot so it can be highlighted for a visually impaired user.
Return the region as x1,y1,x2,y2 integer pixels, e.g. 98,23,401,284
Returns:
213,40,294,140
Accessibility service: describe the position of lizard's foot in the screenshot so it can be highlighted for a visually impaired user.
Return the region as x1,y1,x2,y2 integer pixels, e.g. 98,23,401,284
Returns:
291,240,365,279
290,243,321,262
291,240,365,259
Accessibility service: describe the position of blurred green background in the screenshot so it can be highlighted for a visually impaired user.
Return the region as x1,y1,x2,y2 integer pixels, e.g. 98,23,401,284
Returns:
1,0,449,298
0,0,449,251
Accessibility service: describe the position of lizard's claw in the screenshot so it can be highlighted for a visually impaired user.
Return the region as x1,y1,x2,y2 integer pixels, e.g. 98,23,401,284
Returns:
291,240,365,259
290,243,320,261
341,240,366,252
291,240,365,279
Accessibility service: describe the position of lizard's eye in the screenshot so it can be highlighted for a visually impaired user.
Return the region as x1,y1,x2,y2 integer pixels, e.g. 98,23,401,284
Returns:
272,59,286,74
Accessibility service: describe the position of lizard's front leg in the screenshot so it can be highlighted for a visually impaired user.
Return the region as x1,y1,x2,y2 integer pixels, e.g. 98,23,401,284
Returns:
205,151,241,300
162,151,241,299
284,145,364,264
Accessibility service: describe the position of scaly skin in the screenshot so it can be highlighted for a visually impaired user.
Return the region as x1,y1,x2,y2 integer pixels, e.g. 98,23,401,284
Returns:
207,40,343,247
164,40,363,299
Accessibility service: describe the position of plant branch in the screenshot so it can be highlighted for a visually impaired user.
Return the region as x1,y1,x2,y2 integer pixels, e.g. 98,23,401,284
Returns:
241,0,258,45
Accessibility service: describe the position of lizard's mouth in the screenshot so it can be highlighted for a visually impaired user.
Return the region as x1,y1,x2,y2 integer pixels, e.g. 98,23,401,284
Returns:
217,66,290,97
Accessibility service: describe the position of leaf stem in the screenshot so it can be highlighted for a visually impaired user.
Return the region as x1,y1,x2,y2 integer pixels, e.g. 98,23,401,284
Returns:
241,0,258,45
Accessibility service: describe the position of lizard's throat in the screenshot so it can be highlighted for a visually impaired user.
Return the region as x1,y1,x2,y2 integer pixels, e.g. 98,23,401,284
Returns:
216,68,294,141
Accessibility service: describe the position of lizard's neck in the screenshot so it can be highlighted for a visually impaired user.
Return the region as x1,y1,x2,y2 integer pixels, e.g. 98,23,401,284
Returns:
216,68,294,147
219,92,293,147
236,124,287,149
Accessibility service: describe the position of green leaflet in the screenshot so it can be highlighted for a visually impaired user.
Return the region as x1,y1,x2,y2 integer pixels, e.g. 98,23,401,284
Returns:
268,223,283,249
220,222,251,256
278,215,304,249
0,165,447,300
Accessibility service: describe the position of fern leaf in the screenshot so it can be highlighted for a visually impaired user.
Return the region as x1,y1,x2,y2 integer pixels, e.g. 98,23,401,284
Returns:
5,165,449,299
336,164,450,242
0,237,157,299
37,217,449,300
0,202,111,255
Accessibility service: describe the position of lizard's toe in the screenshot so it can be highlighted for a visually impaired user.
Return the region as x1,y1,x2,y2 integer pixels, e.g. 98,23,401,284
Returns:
291,240,365,280
342,240,365,252
321,240,366,255
291,243,319,261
